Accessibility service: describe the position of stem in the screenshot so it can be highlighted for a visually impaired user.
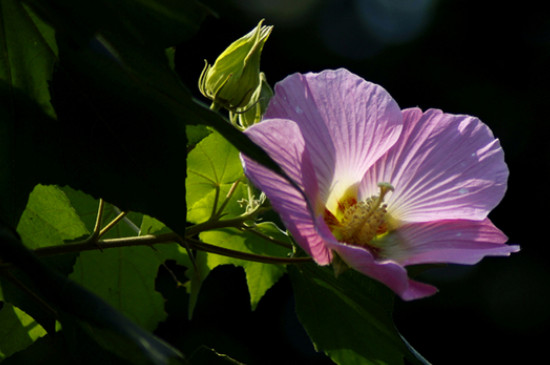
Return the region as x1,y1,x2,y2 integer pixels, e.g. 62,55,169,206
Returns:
243,227,292,249
92,198,105,240
184,237,311,265
1,230,311,269
99,211,128,238
213,177,242,220
33,233,181,257
210,185,221,221
185,216,249,238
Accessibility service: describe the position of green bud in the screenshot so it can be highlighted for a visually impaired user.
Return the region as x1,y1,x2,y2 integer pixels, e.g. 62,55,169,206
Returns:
199,20,273,111
237,72,273,128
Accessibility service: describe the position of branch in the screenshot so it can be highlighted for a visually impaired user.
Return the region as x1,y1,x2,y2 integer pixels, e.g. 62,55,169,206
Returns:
1,231,312,268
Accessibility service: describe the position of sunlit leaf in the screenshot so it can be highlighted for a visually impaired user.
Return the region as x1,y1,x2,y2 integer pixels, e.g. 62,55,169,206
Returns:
186,131,246,223
16,185,89,249
1,184,86,335
57,187,169,332
0,304,47,361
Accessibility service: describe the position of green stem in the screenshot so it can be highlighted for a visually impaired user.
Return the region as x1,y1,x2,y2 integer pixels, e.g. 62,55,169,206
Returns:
99,211,128,238
209,185,221,221
243,227,292,249
0,231,311,268
91,198,105,240
1,228,311,268
213,177,242,220
185,216,248,238
32,233,181,257
184,237,311,265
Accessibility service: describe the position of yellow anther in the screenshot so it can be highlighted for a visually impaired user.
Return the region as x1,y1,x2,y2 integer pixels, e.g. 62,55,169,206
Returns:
326,182,394,249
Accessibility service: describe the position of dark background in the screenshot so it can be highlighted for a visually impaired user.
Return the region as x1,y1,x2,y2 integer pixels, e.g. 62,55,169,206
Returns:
163,1,550,363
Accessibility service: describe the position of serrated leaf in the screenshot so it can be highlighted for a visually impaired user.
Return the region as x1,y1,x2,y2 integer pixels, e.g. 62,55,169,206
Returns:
289,263,430,365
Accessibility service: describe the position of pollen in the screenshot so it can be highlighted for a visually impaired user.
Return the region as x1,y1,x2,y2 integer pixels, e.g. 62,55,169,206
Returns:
325,182,394,249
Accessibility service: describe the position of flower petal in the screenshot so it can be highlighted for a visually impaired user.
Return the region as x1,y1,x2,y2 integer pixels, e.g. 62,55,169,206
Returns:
360,108,508,221
314,217,438,300
242,119,331,264
381,218,520,266
265,69,403,210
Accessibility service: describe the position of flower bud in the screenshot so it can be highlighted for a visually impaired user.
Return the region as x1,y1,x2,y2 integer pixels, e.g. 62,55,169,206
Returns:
237,72,273,128
199,20,273,110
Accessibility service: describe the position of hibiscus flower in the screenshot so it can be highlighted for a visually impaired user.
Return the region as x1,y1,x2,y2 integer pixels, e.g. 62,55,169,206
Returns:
241,68,519,300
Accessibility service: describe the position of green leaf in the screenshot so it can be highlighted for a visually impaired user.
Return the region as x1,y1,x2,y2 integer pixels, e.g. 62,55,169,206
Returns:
186,131,246,223
57,187,169,332
16,185,89,249
23,0,288,241
0,304,47,361
2,0,295,235
199,222,291,310
1,184,86,335
186,124,212,149
69,247,170,332
0,0,57,116
0,223,185,365
0,0,58,228
288,263,429,365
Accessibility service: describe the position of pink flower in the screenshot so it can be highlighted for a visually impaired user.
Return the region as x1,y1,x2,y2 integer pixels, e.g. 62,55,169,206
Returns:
241,69,519,300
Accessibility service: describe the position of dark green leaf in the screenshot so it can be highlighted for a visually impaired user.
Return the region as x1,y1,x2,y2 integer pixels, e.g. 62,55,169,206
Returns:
0,0,57,116
0,224,186,365
289,263,430,365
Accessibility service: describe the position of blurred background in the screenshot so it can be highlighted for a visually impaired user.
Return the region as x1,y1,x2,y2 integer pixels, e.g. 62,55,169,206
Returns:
165,0,550,363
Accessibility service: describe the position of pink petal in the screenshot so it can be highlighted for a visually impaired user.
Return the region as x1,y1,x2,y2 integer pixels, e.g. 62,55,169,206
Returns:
382,218,520,266
314,217,438,300
360,108,508,222
242,119,331,264
265,69,403,206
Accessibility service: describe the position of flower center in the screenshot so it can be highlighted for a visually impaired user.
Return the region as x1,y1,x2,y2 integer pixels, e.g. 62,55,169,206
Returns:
325,182,394,249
